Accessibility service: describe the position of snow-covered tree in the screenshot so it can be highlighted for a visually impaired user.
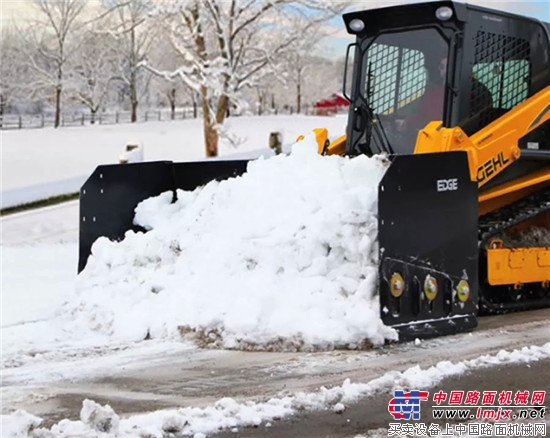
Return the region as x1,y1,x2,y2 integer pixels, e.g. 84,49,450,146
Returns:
146,28,189,120
0,29,30,116
249,53,345,116
279,25,327,114
148,0,346,157
303,55,346,109
104,0,158,122
252,73,278,116
66,31,119,123
23,0,87,127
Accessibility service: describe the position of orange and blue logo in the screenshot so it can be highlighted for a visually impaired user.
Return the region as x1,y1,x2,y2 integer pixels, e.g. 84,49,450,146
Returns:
388,390,430,420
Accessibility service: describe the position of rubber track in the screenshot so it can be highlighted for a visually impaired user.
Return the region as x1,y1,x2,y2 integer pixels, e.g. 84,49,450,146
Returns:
479,189,550,245
478,187,550,313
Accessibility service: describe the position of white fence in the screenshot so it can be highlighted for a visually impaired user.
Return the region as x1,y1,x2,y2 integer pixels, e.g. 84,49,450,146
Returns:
0,108,199,130
0,105,322,130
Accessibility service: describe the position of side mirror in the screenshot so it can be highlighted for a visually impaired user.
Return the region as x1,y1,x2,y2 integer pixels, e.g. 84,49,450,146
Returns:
343,43,358,102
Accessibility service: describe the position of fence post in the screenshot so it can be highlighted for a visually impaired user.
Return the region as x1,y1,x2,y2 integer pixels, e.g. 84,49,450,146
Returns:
18,115,22,129
269,131,282,155
145,111,148,122
116,112,119,124
158,110,161,121
81,114,85,125
41,113,44,128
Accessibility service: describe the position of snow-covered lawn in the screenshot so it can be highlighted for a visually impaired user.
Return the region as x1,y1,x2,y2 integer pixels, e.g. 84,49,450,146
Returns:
1,115,347,209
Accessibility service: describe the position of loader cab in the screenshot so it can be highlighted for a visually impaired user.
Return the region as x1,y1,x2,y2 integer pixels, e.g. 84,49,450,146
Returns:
343,1,550,157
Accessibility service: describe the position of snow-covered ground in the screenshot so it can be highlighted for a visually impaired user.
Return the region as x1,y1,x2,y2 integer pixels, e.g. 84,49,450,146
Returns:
2,116,549,437
3,344,549,437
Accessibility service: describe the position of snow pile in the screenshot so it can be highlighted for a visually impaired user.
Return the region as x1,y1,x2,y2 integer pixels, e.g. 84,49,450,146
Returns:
70,136,396,349
78,400,120,434
0,411,42,438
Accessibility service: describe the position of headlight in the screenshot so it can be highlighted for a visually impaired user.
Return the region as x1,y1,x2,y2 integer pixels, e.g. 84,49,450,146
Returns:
349,18,365,33
424,275,438,301
435,6,453,21
457,280,470,302
390,272,405,298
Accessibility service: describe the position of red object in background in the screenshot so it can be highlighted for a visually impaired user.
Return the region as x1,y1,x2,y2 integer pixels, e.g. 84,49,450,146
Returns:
314,93,349,115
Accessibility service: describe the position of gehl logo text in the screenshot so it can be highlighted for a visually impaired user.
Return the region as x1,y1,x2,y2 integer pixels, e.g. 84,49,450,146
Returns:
477,152,510,183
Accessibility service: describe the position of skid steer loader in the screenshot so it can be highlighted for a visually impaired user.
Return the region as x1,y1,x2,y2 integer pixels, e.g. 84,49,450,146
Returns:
78,1,550,341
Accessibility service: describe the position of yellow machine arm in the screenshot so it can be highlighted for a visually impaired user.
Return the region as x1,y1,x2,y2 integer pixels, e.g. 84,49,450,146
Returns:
297,128,347,156
411,87,550,290
414,86,550,214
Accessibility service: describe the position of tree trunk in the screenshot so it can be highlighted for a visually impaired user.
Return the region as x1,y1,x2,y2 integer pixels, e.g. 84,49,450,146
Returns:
130,25,138,123
297,82,302,114
216,94,229,124
204,122,218,157
130,77,138,123
131,99,138,123
90,109,96,124
190,3,218,156
297,68,302,114
169,88,176,120
201,86,218,157
54,86,61,128
258,94,263,116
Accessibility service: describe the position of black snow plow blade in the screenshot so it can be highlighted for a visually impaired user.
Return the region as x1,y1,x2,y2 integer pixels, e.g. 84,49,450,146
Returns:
78,160,248,273
78,151,480,342
378,152,479,341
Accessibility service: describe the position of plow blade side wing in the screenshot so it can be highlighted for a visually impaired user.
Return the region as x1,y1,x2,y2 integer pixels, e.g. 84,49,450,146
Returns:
378,152,479,340
78,160,249,273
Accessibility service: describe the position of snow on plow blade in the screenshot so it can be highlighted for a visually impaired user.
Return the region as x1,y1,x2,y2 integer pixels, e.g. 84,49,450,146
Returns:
378,152,479,341
78,160,248,273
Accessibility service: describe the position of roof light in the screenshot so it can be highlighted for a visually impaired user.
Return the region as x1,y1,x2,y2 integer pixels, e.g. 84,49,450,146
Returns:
349,18,365,33
435,6,453,21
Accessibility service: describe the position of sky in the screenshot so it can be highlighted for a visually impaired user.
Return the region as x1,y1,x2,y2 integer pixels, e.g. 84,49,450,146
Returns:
0,1,102,20
3,0,549,53
2,115,550,437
